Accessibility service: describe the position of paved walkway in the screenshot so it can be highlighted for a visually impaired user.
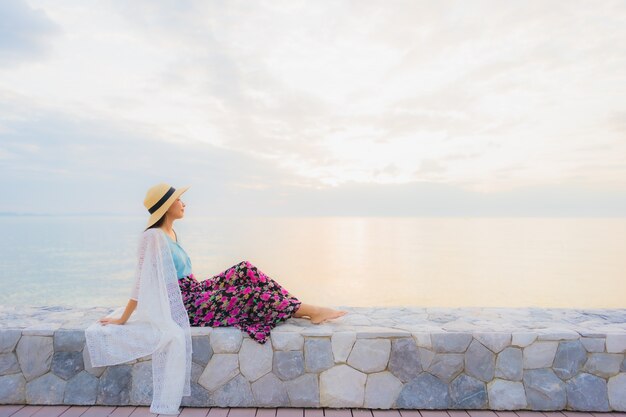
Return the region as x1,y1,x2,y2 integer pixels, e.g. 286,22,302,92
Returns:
1,407,625,417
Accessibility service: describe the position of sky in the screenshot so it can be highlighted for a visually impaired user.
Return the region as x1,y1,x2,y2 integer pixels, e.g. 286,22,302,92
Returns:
0,0,625,217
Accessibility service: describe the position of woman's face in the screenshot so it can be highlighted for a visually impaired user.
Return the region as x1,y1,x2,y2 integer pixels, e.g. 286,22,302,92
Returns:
166,197,186,220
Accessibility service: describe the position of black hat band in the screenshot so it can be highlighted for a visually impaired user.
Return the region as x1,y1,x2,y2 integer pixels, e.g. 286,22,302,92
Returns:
148,186,175,214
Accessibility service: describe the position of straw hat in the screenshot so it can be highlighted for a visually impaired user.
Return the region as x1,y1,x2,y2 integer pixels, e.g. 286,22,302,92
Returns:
144,182,190,228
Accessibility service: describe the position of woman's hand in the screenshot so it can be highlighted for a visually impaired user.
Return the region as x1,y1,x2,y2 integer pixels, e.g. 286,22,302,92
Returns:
98,317,126,326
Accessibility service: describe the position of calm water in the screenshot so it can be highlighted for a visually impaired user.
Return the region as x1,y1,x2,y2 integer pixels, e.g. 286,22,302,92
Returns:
1,216,625,309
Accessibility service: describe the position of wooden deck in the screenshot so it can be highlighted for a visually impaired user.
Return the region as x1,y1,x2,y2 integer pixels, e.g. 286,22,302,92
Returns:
0,406,625,417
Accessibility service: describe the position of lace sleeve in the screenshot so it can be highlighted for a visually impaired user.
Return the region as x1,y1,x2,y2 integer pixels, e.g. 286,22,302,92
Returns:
129,232,147,301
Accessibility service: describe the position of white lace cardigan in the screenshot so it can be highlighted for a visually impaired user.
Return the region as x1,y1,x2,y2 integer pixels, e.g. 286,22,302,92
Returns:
85,228,192,415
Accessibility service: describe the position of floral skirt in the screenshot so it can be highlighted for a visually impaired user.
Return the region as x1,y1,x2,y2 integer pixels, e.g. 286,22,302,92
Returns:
178,260,302,344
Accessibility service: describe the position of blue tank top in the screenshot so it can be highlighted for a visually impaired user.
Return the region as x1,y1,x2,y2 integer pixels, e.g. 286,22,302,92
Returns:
162,230,193,279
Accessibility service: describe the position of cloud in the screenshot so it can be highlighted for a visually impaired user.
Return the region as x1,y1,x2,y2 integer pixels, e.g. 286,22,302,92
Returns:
0,0,60,66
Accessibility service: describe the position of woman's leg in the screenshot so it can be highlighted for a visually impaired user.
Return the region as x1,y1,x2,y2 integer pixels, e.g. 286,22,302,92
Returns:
293,302,348,324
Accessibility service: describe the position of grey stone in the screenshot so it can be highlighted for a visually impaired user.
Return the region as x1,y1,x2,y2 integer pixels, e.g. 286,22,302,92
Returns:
64,371,98,405
622,356,626,372
566,373,609,411
0,353,20,375
418,347,435,370
581,337,605,353
495,347,523,381
272,332,304,351
523,341,558,369
191,362,203,383
427,353,464,383
130,361,152,405
523,368,566,410
273,351,304,381
413,332,432,348
553,340,586,380
465,339,495,382
347,339,390,373
16,335,53,381
320,364,367,407
82,346,105,377
512,332,537,347
251,373,289,406
0,330,21,353
606,334,626,353
181,382,213,407
212,373,254,407
389,338,422,382
210,328,243,353
608,373,626,411
53,330,86,352
0,374,25,403
450,373,488,409
364,371,403,408
331,331,356,362
51,351,84,380
396,373,450,408
431,332,472,353
473,332,511,353
239,338,273,382
25,372,66,404
487,379,527,409
97,364,132,405
192,336,212,365
198,353,239,391
285,373,319,407
584,353,623,378
304,338,334,373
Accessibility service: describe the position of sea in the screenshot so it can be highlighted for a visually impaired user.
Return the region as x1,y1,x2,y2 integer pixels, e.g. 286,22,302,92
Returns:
1,216,624,309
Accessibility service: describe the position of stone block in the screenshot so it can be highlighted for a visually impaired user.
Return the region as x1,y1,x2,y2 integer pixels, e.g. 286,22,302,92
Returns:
212,374,254,407
198,353,239,392
82,346,105,377
51,351,84,380
584,353,623,378
53,330,86,352
320,364,366,407
427,353,464,383
552,340,586,380
331,331,355,363
606,334,626,353
0,353,20,376
347,339,390,373
239,338,273,382
566,373,609,411
0,374,25,403
210,328,243,353
304,337,333,373
523,341,558,369
449,373,488,409
97,364,132,405
285,373,319,407
487,379,527,409
465,339,495,382
523,368,566,409
431,332,472,353
608,373,626,411
272,332,304,351
192,335,212,365
273,351,304,381
388,338,422,382
64,371,98,405
130,361,152,405
495,347,522,381
25,372,66,404
473,332,511,353
251,373,289,406
16,336,53,381
0,330,21,354
581,337,605,353
364,371,403,408
396,373,450,408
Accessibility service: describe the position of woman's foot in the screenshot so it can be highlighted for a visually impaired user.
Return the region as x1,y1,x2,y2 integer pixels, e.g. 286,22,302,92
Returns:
310,307,348,324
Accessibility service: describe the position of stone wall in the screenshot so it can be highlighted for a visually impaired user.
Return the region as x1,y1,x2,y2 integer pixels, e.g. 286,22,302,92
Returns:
0,306,625,410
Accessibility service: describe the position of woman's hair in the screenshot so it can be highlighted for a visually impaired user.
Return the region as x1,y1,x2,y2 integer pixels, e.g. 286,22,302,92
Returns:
145,214,166,231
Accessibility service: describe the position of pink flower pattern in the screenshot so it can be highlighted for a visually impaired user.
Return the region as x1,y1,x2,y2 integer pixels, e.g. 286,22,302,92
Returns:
178,261,302,344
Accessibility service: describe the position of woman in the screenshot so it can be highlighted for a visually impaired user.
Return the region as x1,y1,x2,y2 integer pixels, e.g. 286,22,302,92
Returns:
99,182,347,344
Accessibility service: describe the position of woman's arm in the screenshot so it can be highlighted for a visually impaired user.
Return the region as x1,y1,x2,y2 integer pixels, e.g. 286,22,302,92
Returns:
99,299,137,325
